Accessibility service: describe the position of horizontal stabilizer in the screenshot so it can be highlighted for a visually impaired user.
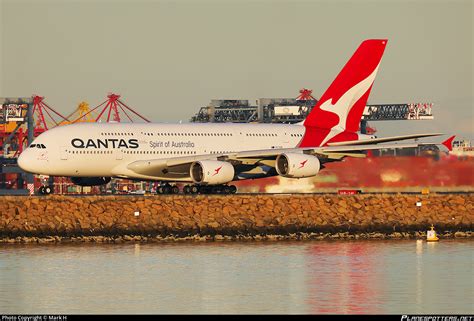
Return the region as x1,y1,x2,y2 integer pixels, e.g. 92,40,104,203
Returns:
442,135,456,151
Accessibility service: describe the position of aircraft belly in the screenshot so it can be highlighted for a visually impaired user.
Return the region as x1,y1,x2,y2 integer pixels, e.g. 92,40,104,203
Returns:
118,173,192,182
234,164,278,180
56,158,115,177
113,161,192,182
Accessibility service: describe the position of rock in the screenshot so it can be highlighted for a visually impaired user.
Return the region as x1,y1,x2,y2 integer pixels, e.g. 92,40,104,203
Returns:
370,233,385,239
0,194,471,242
451,196,466,205
454,231,467,238
352,203,362,209
338,200,348,208
207,222,220,229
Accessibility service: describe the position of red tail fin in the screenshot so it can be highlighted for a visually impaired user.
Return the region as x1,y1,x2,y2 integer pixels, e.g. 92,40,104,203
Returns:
299,39,387,147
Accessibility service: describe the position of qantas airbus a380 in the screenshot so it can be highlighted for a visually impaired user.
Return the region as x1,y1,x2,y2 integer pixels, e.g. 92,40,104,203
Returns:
18,39,449,194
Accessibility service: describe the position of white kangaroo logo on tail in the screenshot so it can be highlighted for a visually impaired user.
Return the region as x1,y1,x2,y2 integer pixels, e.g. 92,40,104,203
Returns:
318,63,380,146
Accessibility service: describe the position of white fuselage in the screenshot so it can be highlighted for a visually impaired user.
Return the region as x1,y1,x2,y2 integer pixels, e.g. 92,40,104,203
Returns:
19,122,303,178
18,122,371,181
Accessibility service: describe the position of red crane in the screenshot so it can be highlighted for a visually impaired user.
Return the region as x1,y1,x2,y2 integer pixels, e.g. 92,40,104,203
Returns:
296,88,317,101
71,93,151,123
32,95,70,135
0,96,70,157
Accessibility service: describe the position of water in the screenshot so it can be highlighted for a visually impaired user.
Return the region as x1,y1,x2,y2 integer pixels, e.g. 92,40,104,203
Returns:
0,240,472,314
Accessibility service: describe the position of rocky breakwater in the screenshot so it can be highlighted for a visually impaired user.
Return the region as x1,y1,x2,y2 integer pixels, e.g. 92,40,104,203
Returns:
0,194,472,242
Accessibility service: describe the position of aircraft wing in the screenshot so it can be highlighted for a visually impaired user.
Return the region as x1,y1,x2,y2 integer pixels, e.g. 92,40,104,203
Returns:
124,141,432,180
230,143,421,161
326,133,443,146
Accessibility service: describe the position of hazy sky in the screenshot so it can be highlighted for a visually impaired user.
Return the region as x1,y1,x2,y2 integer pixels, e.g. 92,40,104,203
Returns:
1,0,472,139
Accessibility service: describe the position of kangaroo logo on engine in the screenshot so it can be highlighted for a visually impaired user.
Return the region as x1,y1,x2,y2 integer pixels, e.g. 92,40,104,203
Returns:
299,160,308,168
71,138,139,149
213,165,223,176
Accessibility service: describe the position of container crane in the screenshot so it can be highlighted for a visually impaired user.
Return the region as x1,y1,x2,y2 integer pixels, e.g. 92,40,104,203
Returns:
70,93,151,123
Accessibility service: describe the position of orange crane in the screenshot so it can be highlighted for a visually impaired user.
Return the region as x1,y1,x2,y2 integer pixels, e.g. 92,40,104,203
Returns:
62,101,98,125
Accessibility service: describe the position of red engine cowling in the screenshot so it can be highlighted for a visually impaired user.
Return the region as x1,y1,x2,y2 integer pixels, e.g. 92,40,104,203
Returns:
276,153,320,178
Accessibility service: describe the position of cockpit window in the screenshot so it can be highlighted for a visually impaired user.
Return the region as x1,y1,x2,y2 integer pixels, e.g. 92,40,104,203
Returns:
30,144,46,149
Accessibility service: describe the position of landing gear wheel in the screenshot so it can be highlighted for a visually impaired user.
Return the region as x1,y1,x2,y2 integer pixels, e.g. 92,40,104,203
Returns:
190,185,199,194
44,186,52,195
230,185,237,194
171,186,180,194
163,185,172,194
223,185,231,194
157,186,164,194
183,185,191,194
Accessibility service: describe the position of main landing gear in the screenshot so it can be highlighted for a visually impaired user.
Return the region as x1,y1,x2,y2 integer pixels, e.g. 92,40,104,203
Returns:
183,184,237,195
156,183,180,195
156,183,237,195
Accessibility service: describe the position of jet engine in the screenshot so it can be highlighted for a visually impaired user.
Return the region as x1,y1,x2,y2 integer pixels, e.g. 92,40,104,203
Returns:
71,177,111,186
276,153,320,178
190,160,235,185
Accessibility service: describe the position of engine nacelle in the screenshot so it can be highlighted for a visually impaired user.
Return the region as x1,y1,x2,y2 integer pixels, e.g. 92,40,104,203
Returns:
71,177,111,186
276,153,320,178
190,160,235,185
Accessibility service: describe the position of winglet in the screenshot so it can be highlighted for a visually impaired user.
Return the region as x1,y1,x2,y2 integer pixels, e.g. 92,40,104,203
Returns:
442,135,456,151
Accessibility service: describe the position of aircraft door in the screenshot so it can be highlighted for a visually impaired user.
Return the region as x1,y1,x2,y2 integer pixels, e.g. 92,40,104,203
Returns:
60,146,68,160
115,150,123,160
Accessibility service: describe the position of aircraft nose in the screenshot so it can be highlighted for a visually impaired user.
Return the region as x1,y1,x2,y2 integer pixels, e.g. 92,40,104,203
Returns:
17,149,34,173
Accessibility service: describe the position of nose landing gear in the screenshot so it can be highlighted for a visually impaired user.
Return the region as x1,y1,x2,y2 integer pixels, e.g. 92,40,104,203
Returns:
38,185,53,195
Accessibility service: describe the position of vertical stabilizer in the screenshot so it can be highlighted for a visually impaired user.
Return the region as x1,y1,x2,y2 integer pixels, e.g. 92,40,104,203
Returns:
299,39,387,147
